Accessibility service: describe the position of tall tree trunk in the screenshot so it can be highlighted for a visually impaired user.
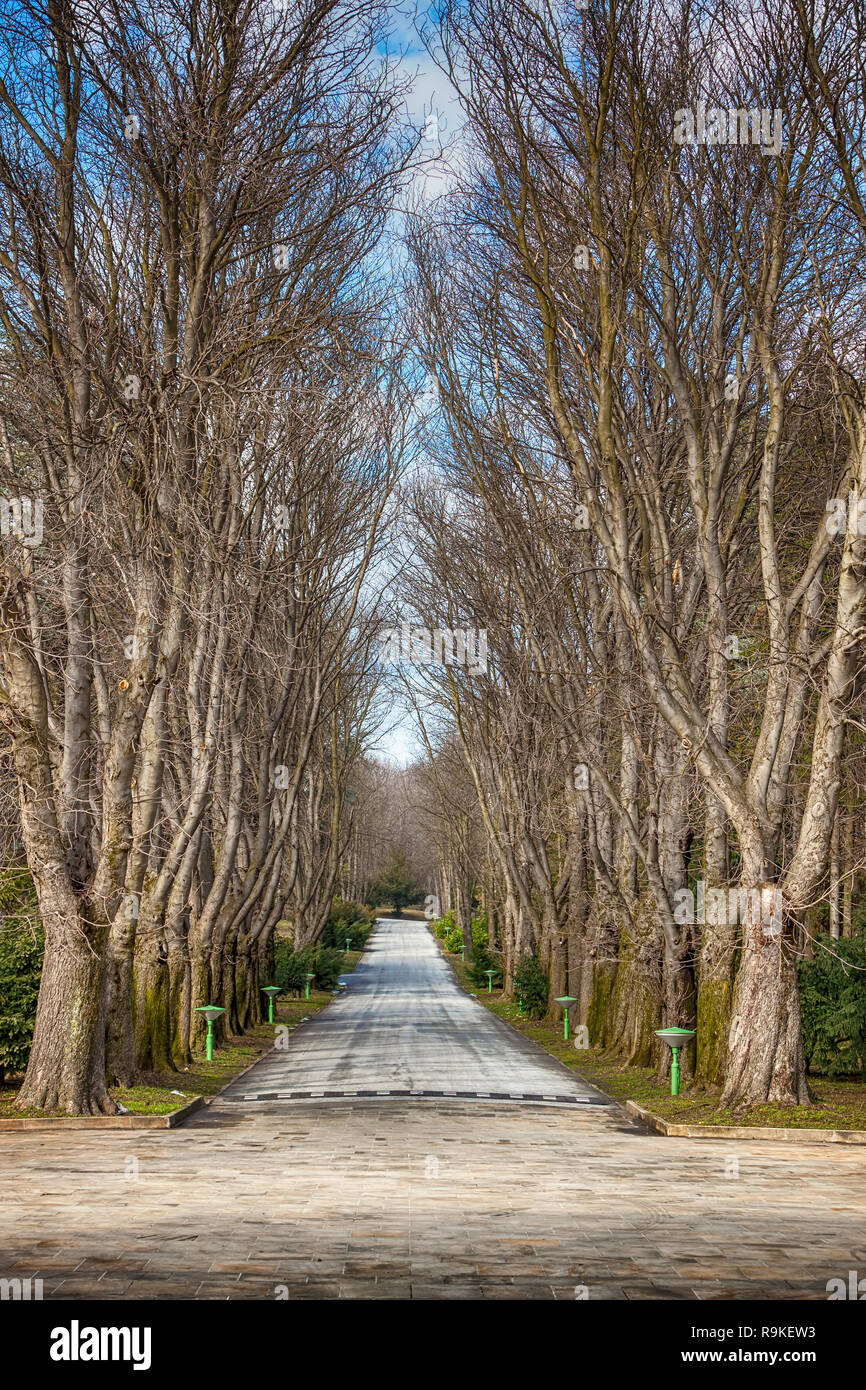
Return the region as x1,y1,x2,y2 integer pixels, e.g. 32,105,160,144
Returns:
133,898,175,1074
721,888,809,1107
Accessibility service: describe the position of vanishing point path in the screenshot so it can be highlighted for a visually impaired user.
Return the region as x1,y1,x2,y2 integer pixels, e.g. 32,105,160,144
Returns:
2,919,865,1300
218,917,607,1105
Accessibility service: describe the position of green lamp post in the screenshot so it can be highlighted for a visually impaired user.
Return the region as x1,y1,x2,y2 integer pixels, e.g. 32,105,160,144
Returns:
261,985,281,1024
554,996,578,1041
655,1027,696,1096
195,1004,226,1061
304,972,315,1000
459,947,465,962
345,937,352,954
484,969,497,993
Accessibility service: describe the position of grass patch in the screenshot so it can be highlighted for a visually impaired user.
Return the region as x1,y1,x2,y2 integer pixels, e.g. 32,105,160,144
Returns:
369,905,428,920
573,1054,866,1131
443,949,866,1131
0,953,362,1118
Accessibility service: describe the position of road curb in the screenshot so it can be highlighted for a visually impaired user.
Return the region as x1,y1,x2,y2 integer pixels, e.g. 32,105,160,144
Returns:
0,1095,205,1131
624,1099,866,1144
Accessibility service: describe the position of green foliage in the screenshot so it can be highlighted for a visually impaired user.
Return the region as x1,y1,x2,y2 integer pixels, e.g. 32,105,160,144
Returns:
0,871,43,1078
273,941,346,996
799,935,866,1078
367,849,422,915
313,947,345,991
433,912,486,955
430,909,465,951
444,922,462,953
274,940,313,995
468,943,501,988
323,919,372,951
513,953,548,1019
0,868,35,911
328,898,373,930
322,899,372,952
430,909,454,941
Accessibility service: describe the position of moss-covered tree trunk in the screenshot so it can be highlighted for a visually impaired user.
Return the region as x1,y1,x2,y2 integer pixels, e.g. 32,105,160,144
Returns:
133,898,174,1074
610,923,660,1068
223,925,241,1033
695,921,737,1087
234,935,261,1031
104,904,138,1086
585,891,623,1050
189,937,212,1053
662,930,696,1082
168,928,192,1066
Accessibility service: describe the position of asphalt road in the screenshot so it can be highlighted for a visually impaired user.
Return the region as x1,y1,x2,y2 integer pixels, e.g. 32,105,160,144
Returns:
220,917,608,1106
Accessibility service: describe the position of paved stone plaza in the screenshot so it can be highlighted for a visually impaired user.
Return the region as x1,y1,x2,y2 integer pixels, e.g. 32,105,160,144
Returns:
1,921,864,1300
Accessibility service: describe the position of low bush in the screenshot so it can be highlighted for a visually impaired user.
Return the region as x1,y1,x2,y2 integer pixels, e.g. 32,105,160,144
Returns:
274,940,315,996
313,947,345,991
471,915,488,949
468,942,502,989
322,918,371,952
430,909,455,941
328,898,373,929
513,953,548,1019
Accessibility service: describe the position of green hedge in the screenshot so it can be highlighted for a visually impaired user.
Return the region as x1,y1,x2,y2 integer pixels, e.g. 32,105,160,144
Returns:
799,934,866,1079
432,911,488,956
0,870,43,1079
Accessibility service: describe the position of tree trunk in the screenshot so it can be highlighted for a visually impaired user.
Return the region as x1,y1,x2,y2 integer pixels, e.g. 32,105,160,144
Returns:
133,904,175,1074
695,921,737,1087
168,928,192,1066
830,813,841,938
104,906,137,1085
189,931,212,1052
18,906,114,1113
842,808,854,938
721,896,809,1108
12,716,117,1114
662,930,695,1082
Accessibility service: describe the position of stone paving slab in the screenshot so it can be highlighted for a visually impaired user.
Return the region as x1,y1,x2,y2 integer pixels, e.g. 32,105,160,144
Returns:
1,1099,864,1300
